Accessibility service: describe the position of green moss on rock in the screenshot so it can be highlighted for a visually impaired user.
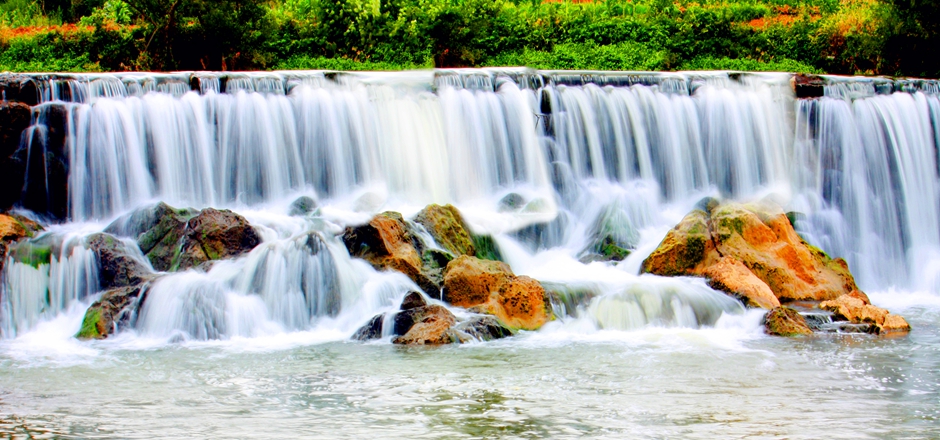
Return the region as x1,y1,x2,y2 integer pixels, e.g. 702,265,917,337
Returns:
76,308,103,339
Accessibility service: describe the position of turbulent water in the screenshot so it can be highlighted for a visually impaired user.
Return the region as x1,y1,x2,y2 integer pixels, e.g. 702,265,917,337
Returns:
0,69,939,438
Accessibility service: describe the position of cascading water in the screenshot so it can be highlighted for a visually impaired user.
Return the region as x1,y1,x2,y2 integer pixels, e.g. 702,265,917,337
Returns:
1,69,938,343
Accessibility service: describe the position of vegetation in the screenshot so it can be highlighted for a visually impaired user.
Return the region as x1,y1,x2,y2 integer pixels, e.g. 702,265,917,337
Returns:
0,0,936,76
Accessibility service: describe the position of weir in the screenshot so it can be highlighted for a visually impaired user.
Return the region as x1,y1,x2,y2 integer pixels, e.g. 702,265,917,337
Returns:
0,69,938,340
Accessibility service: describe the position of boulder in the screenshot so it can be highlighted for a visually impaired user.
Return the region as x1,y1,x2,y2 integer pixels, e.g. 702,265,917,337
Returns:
288,196,318,216
352,314,385,341
76,284,147,339
452,315,514,341
106,202,195,271
343,212,440,296
0,102,30,158
85,233,152,289
763,306,812,337
0,213,43,272
819,293,910,334
702,257,780,309
642,201,858,302
177,208,261,270
498,193,525,212
582,202,639,262
442,255,549,330
414,204,476,257
106,204,261,272
392,304,458,345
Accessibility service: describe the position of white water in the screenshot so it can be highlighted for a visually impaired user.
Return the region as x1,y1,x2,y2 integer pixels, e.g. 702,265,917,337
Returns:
0,70,938,437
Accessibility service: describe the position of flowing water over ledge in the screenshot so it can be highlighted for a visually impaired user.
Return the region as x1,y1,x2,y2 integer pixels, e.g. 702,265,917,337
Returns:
0,69,938,438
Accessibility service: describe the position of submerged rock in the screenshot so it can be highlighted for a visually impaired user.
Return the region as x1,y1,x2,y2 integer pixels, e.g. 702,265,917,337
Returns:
498,193,525,212
343,212,440,296
288,196,318,216
582,202,639,262
442,255,549,331
819,293,910,334
763,306,813,337
76,284,147,340
86,233,152,289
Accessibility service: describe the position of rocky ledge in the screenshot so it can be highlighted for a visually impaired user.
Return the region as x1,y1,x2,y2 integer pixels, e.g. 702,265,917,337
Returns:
642,198,910,336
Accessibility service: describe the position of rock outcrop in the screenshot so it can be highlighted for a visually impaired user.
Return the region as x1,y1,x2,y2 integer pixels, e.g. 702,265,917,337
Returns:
642,200,858,302
443,255,549,330
414,204,476,258
76,284,147,339
819,293,911,334
763,306,813,336
0,102,31,211
643,199,910,336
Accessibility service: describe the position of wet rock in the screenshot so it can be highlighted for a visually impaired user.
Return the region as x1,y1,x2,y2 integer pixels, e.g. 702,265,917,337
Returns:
642,201,858,302
342,212,440,296
452,315,513,341
76,284,147,340
0,213,44,272
703,257,781,309
583,202,639,262
414,204,476,257
763,306,813,337
176,208,261,271
288,196,318,216
392,304,458,345
471,233,503,262
86,233,152,289
0,102,30,158
498,193,525,212
793,74,825,98
442,255,549,331
819,293,910,334
106,202,196,271
352,314,385,341
400,291,428,310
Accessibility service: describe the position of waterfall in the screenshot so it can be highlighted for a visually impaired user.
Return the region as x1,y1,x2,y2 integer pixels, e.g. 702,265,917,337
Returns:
1,69,938,341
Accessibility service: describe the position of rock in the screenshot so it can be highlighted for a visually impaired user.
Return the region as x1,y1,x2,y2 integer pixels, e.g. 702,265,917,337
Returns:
343,212,440,296
642,201,858,302
0,213,43,273
452,315,513,341
793,74,825,98
288,196,318,216
819,293,910,334
583,202,639,262
400,291,428,310
442,255,549,330
85,233,152,289
414,204,476,257
392,304,458,345
352,314,385,341
471,233,503,262
178,208,261,270
76,284,147,339
498,193,525,212
763,306,813,337
0,102,30,159
106,202,195,271
703,257,781,309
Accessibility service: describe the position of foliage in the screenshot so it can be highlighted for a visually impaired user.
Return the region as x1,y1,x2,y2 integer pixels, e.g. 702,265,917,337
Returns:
0,0,936,77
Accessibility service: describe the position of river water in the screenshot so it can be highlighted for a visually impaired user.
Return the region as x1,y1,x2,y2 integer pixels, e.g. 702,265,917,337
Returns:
0,69,938,438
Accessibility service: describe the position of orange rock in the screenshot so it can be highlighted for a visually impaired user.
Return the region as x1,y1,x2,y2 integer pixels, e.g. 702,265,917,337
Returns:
443,255,549,330
819,293,910,334
0,214,30,242
881,314,911,333
392,304,458,345
343,212,439,296
642,201,859,302
702,257,780,309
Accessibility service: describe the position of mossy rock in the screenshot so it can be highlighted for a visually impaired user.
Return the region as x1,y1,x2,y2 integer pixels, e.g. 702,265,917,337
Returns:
414,204,476,258
76,308,104,339
763,306,813,337
471,233,503,262
76,284,147,340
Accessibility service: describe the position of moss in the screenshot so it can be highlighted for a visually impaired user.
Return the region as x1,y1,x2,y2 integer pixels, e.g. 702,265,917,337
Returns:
680,235,706,269
596,235,631,261
76,308,103,339
472,234,503,262
763,306,812,337
422,249,453,270
12,244,53,268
